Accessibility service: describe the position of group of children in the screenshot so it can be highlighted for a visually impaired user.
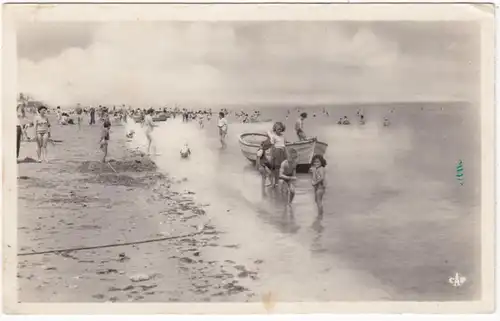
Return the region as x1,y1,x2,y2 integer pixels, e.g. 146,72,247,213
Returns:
256,121,326,216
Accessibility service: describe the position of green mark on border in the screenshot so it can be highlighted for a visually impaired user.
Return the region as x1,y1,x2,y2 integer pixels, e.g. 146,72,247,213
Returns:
456,159,464,186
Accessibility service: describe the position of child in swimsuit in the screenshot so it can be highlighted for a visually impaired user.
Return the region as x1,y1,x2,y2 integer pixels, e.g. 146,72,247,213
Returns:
256,138,273,192
217,112,228,149
310,154,327,216
268,122,287,188
144,109,156,155
100,120,111,163
180,143,191,159
279,148,298,205
34,106,51,162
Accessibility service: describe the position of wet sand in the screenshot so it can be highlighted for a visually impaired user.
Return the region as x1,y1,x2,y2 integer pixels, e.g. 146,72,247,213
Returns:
17,118,260,302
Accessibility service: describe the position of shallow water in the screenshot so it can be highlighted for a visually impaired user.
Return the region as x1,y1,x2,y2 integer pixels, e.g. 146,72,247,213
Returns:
127,102,480,301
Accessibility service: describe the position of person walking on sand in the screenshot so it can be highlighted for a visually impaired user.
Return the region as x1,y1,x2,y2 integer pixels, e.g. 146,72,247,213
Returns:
310,154,327,216
295,112,308,141
100,120,111,163
144,108,156,155
268,122,287,187
34,105,51,163
279,148,298,206
217,112,228,149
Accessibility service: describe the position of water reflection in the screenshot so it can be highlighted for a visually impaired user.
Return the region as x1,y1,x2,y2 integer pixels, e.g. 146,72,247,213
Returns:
311,214,326,253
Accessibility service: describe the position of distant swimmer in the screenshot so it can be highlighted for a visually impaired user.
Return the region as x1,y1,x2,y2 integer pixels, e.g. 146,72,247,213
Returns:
342,116,350,125
198,116,204,129
180,143,191,159
359,114,365,125
383,117,390,127
337,118,343,125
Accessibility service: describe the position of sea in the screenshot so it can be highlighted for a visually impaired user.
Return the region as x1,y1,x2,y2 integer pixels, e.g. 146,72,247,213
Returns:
126,102,481,301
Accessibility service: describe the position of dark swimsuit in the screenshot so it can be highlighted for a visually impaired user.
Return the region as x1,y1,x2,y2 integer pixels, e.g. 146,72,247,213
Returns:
280,161,295,183
258,150,272,169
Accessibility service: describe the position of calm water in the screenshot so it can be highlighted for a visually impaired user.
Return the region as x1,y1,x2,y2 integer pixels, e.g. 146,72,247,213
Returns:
127,102,481,301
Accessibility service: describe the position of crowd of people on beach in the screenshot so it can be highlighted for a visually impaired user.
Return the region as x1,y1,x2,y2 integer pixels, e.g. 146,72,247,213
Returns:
16,102,120,163
17,97,393,217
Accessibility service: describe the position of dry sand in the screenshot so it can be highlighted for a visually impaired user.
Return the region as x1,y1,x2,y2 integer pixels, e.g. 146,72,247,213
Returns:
17,117,260,302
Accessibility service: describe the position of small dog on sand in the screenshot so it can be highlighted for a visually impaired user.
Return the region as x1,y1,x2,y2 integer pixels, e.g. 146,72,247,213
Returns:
180,143,191,159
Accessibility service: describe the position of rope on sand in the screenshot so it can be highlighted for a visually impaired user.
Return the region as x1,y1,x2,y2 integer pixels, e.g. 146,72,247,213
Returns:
17,226,206,257
107,162,117,173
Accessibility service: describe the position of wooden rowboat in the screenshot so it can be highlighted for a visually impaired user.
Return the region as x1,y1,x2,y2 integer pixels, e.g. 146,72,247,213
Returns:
238,132,328,173
153,113,168,122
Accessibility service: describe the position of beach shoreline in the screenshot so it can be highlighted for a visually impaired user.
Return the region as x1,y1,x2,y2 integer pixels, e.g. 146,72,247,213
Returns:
17,118,260,302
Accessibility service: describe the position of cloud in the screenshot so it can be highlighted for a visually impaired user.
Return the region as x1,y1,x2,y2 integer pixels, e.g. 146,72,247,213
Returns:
17,22,478,107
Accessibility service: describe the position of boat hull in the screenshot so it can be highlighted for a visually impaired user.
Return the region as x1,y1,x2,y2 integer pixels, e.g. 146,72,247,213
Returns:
238,133,328,173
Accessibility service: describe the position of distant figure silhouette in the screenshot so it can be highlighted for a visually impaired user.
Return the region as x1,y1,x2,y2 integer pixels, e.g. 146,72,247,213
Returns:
180,143,191,159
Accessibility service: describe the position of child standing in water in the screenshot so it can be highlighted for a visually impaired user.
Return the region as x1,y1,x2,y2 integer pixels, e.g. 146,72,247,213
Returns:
256,138,273,192
268,122,287,188
100,120,111,163
34,106,51,163
279,148,298,206
217,112,228,149
310,154,327,216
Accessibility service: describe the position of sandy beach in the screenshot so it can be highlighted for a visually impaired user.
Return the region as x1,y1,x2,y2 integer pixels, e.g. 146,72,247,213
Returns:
17,102,480,303
17,117,262,302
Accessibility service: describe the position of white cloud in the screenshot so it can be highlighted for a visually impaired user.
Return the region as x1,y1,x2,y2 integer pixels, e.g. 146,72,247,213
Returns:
18,23,476,107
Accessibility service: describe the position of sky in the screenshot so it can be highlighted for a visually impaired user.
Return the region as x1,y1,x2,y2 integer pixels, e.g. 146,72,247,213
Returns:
17,21,480,107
